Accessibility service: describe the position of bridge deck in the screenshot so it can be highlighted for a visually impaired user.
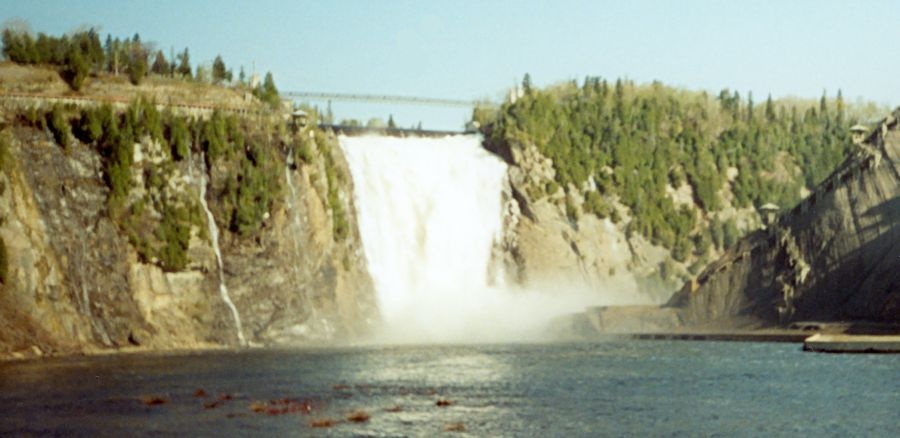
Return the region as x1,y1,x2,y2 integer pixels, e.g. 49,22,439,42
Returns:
320,124,473,138
283,91,497,108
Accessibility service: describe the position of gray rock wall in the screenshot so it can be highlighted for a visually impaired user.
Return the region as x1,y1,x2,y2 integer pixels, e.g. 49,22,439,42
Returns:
0,122,375,359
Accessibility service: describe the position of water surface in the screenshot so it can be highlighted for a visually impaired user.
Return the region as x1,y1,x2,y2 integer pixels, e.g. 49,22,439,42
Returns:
1,341,897,436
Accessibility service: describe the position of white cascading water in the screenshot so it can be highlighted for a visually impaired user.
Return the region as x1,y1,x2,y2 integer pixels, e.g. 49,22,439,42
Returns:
194,155,246,346
341,134,596,343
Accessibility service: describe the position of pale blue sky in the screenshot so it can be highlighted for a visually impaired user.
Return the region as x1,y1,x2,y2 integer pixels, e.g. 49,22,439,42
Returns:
3,0,898,129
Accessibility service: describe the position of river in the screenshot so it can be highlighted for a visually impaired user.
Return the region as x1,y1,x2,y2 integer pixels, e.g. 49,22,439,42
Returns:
1,341,897,436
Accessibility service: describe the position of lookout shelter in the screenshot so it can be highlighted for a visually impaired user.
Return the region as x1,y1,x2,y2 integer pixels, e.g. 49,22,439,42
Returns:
759,203,780,228
850,124,869,144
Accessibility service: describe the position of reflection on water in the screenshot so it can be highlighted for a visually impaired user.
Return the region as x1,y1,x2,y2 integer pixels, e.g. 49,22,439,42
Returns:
361,348,510,385
1,342,897,436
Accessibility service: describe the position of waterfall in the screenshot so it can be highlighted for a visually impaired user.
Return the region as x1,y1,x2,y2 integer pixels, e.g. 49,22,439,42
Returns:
341,134,592,343
194,155,246,346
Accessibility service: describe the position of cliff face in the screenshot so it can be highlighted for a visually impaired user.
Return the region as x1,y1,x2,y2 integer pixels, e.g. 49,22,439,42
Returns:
0,113,375,359
490,139,746,304
668,109,900,327
215,131,375,344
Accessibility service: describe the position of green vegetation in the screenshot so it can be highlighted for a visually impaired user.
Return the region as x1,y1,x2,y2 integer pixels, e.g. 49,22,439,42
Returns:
24,98,288,271
253,72,281,108
318,132,350,241
479,76,856,256
212,55,232,84
2,27,274,94
22,98,355,268
47,104,72,149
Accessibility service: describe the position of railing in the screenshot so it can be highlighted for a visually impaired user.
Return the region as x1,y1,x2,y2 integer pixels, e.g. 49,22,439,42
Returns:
319,123,472,137
282,91,496,108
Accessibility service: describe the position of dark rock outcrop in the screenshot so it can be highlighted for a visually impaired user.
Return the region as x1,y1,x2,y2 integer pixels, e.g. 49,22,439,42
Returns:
669,109,900,327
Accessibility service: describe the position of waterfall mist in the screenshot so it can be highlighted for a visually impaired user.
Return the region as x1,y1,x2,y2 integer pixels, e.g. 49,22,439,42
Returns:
340,134,600,343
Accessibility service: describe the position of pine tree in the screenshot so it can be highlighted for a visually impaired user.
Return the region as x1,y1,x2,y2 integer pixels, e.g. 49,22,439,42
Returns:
62,44,90,91
176,48,191,78
151,50,169,75
212,55,227,84
255,72,279,108
765,94,776,122
128,43,147,85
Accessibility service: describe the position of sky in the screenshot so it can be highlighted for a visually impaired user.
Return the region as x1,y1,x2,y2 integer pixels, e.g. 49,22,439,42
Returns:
3,0,899,130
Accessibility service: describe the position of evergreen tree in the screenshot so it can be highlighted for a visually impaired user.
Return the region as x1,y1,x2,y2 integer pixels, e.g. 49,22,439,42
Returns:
176,48,191,78
151,50,169,75
254,71,279,108
765,94,776,122
61,43,90,91
212,55,227,84
127,42,147,85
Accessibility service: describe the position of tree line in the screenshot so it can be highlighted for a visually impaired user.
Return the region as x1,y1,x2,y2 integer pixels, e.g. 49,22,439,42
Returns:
478,75,858,264
1,26,281,107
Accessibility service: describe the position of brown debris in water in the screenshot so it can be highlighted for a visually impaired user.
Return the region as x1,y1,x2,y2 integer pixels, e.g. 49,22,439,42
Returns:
194,388,207,398
249,398,313,416
384,405,403,413
435,399,454,407
310,418,340,428
345,410,370,423
141,396,168,406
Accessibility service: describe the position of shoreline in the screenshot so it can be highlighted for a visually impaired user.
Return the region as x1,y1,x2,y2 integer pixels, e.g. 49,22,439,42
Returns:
7,327,900,363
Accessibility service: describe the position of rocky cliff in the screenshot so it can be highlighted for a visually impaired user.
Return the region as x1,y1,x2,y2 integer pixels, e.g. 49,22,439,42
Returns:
578,109,900,333
0,100,375,359
670,109,900,327
489,137,757,304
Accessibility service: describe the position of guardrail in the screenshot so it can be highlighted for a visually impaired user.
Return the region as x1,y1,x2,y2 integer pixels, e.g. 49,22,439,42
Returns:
319,123,472,138
283,91,497,108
